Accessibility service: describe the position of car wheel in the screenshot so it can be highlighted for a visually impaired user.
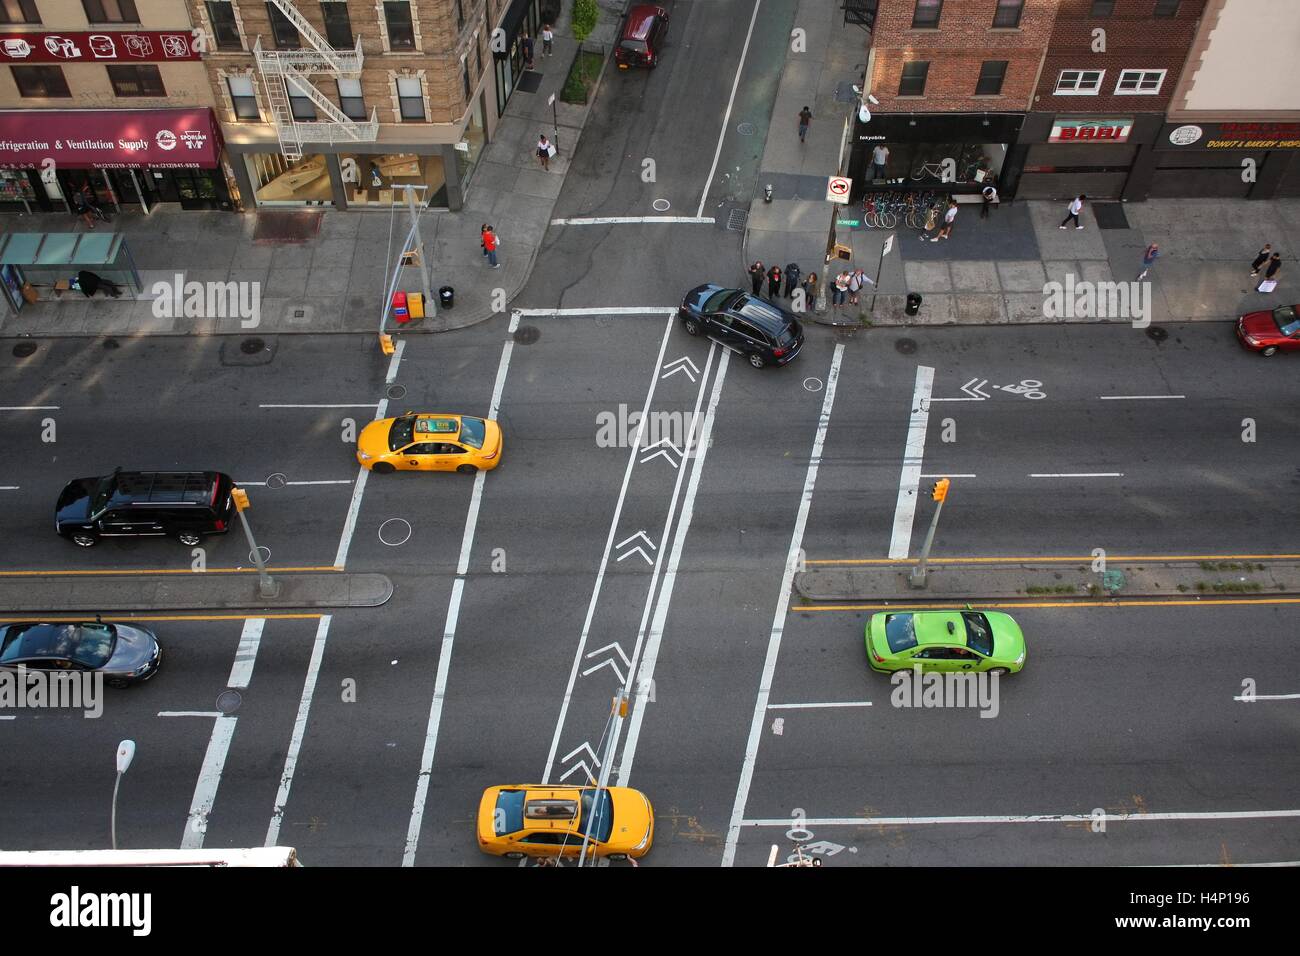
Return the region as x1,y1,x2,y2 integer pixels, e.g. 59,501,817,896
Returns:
1261,346,1278,356
989,667,1010,677
504,851,525,860
683,317,701,336
177,532,201,547
457,464,479,475
371,462,395,474
71,533,97,548
748,352,766,369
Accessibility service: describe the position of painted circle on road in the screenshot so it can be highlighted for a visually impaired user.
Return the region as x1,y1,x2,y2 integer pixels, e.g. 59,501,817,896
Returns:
248,546,271,565
652,199,670,212
803,377,823,392
216,690,242,714
379,517,412,547
386,384,407,400
737,122,755,136
265,473,288,490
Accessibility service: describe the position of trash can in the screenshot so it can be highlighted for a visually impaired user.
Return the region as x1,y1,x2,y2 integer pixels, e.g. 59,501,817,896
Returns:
905,292,922,316
439,286,454,310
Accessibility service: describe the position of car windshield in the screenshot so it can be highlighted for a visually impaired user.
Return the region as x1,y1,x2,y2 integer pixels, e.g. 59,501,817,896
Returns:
1274,306,1299,336
388,416,416,451
703,289,734,313
0,623,116,668
883,614,918,652
619,38,647,52
91,475,115,514
961,612,994,656
579,788,615,844
459,417,486,450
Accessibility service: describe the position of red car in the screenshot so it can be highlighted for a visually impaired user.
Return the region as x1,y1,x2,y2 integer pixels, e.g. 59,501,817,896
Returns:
1236,305,1300,356
614,5,669,70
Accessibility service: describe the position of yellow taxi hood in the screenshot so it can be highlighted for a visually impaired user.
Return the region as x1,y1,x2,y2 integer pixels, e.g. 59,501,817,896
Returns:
357,418,392,457
606,787,654,851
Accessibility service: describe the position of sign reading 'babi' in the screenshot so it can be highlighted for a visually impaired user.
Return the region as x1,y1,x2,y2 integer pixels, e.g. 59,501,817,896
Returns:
1048,118,1133,143
0,31,200,64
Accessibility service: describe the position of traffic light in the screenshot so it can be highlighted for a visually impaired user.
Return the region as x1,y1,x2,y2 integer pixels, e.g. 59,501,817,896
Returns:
931,478,950,502
231,487,250,512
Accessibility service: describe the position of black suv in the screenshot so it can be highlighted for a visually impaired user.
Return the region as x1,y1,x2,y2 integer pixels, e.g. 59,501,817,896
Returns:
55,470,236,548
679,284,804,369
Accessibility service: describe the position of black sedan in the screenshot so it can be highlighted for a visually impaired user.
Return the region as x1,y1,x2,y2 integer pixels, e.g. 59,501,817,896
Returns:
0,621,162,687
679,284,804,369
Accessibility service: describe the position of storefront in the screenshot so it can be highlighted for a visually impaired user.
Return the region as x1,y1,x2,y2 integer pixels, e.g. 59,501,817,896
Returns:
0,108,231,212
1149,121,1300,199
850,112,1024,201
493,0,544,117
1009,114,1162,202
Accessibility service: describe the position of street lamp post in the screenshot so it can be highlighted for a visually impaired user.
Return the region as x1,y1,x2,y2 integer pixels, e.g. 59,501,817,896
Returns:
112,740,135,850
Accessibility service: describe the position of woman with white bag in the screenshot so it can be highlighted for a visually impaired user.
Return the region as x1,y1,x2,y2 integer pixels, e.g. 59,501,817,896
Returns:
1258,253,1281,293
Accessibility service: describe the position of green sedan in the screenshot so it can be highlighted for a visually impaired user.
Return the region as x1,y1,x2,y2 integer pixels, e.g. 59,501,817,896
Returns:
865,610,1026,675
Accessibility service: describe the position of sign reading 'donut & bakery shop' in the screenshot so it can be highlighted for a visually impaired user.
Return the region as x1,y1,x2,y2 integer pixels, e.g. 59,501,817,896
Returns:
1158,121,1300,150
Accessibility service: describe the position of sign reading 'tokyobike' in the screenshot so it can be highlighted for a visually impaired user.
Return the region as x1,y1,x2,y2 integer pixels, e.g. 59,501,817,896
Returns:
0,31,200,64
1048,118,1133,143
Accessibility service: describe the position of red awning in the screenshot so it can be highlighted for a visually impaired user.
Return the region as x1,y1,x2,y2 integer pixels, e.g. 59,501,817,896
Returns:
0,108,222,169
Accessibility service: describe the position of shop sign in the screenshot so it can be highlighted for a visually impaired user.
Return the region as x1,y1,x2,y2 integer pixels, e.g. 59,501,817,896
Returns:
0,109,221,169
1158,122,1300,150
1049,118,1132,143
0,31,200,64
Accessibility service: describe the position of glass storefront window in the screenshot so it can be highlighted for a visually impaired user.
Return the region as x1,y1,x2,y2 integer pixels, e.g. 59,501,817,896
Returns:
869,142,1006,188
341,152,447,209
0,169,35,202
246,153,333,205
455,94,486,191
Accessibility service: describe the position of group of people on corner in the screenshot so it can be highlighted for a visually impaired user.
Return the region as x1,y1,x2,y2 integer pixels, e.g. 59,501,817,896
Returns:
479,224,501,268
518,23,555,72
748,261,873,309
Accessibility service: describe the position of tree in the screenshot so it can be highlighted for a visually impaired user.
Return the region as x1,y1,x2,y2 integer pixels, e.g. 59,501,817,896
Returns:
571,0,599,81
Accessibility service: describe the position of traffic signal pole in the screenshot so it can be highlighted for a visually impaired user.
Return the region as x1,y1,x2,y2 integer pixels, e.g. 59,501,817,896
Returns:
909,478,950,589
231,487,279,599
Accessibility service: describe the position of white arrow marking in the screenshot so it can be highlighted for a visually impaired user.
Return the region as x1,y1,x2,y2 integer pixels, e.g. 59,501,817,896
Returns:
585,642,631,669
559,760,596,783
661,356,699,382
961,378,990,399
639,438,683,469
581,657,626,682
615,530,657,564
559,742,600,781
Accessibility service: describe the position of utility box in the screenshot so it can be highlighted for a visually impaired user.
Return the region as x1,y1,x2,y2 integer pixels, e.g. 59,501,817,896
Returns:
408,292,424,319
391,290,409,324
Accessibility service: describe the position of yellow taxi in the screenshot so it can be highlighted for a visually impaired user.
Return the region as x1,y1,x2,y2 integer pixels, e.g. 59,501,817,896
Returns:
356,412,502,474
477,784,654,862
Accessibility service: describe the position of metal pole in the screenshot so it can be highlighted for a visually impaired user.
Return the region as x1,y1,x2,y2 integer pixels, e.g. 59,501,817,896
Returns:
111,772,122,850
909,497,944,589
129,169,150,215
549,92,559,150
577,692,627,867
869,237,888,314
236,507,278,598
404,185,434,316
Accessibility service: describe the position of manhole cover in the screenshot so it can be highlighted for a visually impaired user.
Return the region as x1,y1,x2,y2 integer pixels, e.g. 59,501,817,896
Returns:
386,384,407,399
103,338,120,350
513,325,541,345
248,545,271,565
12,342,36,358
266,473,287,490
737,122,755,136
241,337,265,354
652,198,670,212
727,208,748,231
1145,327,1169,342
378,517,412,547
216,690,242,714
895,338,918,354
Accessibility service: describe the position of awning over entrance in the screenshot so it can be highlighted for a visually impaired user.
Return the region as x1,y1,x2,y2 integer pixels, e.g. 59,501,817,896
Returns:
0,108,222,169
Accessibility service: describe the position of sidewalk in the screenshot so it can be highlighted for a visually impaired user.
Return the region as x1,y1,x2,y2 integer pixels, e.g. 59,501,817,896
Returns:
745,2,1300,327
0,8,620,339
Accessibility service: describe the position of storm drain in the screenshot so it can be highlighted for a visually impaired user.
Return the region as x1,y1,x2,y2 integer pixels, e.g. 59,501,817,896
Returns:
513,325,541,345
727,208,748,231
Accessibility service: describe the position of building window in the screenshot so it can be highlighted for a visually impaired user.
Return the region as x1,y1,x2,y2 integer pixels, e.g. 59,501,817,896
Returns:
1090,0,1115,14
474,32,482,79
992,0,1022,28
11,65,69,97
267,2,301,48
1114,69,1166,95
899,61,929,97
321,1,353,48
397,75,424,120
337,77,366,119
975,60,1008,96
82,0,138,23
461,55,471,99
384,1,416,50
206,1,242,51
1153,0,1180,16
287,80,316,120
0,0,40,24
911,0,941,28
107,64,165,96
228,74,260,119
1055,69,1104,95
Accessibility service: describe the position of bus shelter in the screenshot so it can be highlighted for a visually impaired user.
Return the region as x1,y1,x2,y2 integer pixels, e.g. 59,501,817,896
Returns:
0,231,142,314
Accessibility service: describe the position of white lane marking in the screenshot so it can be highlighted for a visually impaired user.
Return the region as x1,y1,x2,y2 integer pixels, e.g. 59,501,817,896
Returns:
234,480,354,487
541,312,677,784
1099,395,1185,400
926,397,982,403
0,486,17,490
767,701,873,710
1235,693,1300,701
227,618,264,690
888,366,936,560
385,337,406,384
741,809,1300,827
1029,472,1124,478
618,349,728,786
265,614,330,847
402,312,517,867
334,400,388,569
158,711,223,718
549,216,715,225
0,406,59,411
723,344,845,868
696,0,763,218
513,307,677,317
0,716,14,720
258,403,381,409
920,473,975,478
180,715,238,849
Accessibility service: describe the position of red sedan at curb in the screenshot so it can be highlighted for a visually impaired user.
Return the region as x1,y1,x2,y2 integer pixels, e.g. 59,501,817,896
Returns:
1237,304,1300,356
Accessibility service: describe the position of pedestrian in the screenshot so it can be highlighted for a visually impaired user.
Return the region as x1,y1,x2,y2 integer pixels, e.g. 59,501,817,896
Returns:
767,264,782,298
70,189,95,229
1137,243,1159,280
932,199,958,241
801,272,818,304
1060,194,1086,230
980,184,998,219
369,161,383,188
832,271,849,307
798,106,812,143
784,262,801,297
871,143,889,181
541,23,553,56
521,33,535,70
749,260,764,295
481,223,490,259
483,226,500,268
537,134,553,170
847,269,863,306
1250,243,1272,277
1258,253,1281,292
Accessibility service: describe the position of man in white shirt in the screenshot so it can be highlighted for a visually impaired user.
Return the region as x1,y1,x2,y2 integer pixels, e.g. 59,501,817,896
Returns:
932,199,958,240
980,184,998,219
871,144,889,181
1060,194,1085,229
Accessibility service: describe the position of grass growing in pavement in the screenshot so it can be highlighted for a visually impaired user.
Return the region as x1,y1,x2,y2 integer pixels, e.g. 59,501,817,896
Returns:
560,51,606,104
1026,585,1079,595
1197,561,1266,571
1194,581,1264,593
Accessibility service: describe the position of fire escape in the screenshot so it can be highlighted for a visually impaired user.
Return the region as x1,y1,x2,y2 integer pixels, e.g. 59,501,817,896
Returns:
253,0,378,162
